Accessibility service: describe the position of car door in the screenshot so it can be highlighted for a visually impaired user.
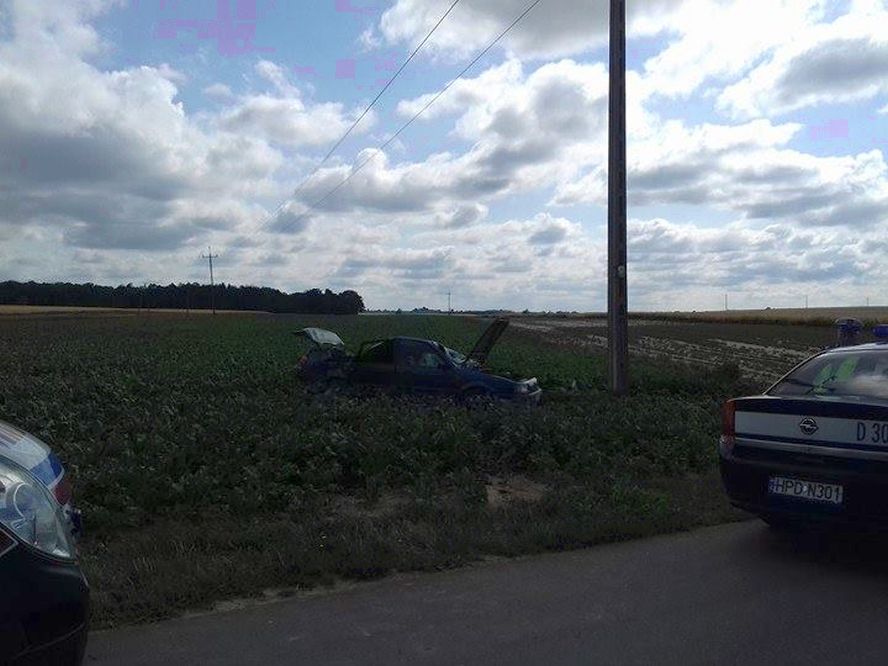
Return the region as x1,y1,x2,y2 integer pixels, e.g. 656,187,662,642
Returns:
352,339,397,388
395,340,459,395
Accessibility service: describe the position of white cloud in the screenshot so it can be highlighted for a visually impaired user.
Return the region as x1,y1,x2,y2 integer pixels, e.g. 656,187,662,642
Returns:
203,83,234,101
3,0,888,311
358,26,382,51
717,3,888,118
640,0,829,99
373,0,684,60
527,213,577,245
254,60,298,96
215,60,376,148
371,212,602,308
0,2,373,254
289,59,609,217
267,201,312,235
0,1,290,251
219,94,371,148
627,217,885,310
435,203,489,228
557,118,888,229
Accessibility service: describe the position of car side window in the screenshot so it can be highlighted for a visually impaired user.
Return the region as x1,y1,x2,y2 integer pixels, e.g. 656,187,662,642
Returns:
398,340,446,371
358,340,394,364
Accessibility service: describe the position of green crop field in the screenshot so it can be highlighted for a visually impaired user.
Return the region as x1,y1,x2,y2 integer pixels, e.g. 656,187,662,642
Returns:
0,312,761,626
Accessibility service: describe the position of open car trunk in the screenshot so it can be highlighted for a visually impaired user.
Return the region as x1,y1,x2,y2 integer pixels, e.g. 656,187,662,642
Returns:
294,328,351,384
294,327,345,348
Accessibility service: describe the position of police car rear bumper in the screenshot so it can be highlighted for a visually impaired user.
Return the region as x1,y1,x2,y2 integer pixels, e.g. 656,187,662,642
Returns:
720,443,888,527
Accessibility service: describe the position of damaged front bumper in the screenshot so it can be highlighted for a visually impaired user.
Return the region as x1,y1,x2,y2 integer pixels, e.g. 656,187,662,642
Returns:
513,378,542,403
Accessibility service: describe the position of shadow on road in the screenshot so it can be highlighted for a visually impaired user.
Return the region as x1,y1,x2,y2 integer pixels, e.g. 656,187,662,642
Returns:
738,520,888,579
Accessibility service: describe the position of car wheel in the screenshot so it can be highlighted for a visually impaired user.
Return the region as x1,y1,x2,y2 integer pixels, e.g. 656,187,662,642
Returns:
308,377,346,397
326,377,347,391
306,380,326,394
462,387,492,408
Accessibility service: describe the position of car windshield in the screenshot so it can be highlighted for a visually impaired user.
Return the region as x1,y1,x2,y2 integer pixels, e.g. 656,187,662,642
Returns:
769,349,888,400
443,347,466,365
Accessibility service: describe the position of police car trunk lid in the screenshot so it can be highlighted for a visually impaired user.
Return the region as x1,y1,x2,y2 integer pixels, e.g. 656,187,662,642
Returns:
734,396,888,460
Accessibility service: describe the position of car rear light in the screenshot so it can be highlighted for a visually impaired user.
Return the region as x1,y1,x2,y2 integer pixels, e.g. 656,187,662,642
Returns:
721,400,736,436
719,400,736,455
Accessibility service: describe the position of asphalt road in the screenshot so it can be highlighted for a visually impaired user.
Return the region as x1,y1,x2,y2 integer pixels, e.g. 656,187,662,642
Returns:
87,521,888,665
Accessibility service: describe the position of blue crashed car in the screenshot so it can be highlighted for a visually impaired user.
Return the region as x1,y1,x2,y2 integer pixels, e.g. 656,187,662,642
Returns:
295,318,541,403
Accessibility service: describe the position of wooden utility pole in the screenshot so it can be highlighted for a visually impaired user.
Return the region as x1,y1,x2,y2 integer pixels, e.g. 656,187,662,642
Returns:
201,246,219,315
607,0,628,396
447,288,452,314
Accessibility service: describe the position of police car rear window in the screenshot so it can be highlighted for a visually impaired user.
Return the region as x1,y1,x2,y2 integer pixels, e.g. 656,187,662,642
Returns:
770,351,888,400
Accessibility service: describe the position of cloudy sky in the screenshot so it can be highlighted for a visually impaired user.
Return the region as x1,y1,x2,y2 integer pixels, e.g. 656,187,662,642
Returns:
1,0,886,311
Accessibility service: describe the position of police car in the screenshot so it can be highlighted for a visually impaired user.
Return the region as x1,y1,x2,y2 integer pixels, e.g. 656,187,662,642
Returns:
720,321,888,529
0,420,89,664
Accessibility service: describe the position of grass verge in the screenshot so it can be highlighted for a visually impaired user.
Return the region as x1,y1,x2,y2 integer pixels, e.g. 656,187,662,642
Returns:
84,471,743,627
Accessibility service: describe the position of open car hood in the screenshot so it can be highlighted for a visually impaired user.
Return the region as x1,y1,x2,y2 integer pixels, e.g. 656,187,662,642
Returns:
294,327,345,348
466,318,509,366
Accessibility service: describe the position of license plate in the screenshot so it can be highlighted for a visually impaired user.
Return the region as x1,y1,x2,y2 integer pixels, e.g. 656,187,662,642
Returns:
768,476,844,505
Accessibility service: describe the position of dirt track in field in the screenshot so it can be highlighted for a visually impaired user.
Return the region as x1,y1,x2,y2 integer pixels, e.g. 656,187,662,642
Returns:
511,317,837,383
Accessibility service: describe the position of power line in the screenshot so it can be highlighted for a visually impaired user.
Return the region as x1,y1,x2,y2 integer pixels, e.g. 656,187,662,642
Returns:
273,0,544,235
265,0,462,224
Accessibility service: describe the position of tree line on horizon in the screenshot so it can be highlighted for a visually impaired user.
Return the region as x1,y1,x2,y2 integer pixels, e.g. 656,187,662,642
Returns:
0,280,365,315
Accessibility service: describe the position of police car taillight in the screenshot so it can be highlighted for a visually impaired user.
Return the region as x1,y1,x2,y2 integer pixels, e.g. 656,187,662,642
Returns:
720,400,736,455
